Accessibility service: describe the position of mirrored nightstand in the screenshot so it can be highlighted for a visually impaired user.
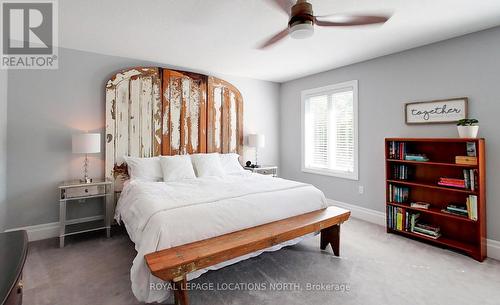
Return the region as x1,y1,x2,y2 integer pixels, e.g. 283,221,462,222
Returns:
58,179,113,248
244,165,278,177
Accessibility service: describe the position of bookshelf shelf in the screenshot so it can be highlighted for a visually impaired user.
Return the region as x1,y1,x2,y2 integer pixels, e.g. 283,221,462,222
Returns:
387,179,478,195
385,138,486,261
387,229,476,255
387,202,476,223
386,159,477,168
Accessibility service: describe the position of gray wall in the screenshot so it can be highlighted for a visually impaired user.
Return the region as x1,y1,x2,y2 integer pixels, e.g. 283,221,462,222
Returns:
5,47,280,229
280,26,500,241
0,70,7,231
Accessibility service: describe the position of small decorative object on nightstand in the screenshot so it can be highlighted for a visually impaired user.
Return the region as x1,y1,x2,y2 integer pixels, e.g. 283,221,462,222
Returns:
245,165,278,177
58,179,113,248
72,133,101,183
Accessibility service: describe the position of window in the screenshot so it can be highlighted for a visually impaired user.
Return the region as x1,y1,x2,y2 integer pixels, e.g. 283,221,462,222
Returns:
301,80,358,180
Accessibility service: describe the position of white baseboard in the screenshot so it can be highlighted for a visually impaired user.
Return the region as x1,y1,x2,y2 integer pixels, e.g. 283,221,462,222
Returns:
5,222,59,241
487,239,500,261
327,199,386,227
327,198,500,261
4,215,104,242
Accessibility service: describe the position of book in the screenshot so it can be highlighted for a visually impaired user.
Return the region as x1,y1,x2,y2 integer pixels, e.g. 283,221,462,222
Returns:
415,222,440,233
467,195,478,221
413,227,440,237
438,177,466,188
438,180,465,188
410,202,430,209
441,209,468,217
397,208,403,230
405,154,429,162
470,169,476,191
411,230,442,240
442,204,468,217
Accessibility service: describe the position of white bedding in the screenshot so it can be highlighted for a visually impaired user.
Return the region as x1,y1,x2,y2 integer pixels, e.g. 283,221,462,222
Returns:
115,172,327,303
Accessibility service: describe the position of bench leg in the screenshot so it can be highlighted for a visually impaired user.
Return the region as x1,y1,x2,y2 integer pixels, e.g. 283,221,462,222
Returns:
172,277,189,305
320,225,340,256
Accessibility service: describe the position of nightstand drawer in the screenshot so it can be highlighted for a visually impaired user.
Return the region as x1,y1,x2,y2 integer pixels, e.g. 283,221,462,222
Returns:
258,169,275,175
65,185,105,199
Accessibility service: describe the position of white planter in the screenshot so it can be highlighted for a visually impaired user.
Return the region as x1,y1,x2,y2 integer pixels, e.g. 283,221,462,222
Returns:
457,126,479,138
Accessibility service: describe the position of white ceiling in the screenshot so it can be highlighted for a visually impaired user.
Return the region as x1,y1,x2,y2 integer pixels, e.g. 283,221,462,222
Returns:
59,0,500,82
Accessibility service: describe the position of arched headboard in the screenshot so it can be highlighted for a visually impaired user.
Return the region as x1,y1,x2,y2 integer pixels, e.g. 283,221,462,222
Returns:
105,67,243,191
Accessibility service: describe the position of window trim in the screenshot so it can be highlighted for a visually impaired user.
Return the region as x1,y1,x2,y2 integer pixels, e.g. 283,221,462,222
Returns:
300,80,359,180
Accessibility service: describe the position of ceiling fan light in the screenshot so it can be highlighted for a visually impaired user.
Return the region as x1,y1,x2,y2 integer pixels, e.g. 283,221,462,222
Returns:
289,23,314,39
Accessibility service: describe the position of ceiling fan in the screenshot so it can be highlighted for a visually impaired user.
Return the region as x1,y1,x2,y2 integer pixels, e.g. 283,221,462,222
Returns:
259,0,391,49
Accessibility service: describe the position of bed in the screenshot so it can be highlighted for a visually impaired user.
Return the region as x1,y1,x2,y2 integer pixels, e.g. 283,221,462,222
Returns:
116,172,328,302
105,67,349,304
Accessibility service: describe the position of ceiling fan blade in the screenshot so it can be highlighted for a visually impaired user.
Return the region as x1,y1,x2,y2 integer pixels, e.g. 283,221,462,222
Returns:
314,15,390,27
264,0,295,16
257,28,289,49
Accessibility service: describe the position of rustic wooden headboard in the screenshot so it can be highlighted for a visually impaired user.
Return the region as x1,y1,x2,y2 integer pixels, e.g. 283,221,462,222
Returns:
105,67,243,191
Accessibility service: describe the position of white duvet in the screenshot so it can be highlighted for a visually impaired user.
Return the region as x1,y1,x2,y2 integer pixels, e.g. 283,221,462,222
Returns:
115,172,327,303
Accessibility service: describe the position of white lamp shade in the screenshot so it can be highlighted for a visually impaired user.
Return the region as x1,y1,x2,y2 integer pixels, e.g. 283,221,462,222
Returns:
72,133,101,154
248,134,265,148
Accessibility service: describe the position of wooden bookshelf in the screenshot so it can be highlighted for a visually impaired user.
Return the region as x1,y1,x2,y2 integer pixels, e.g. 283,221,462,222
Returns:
385,138,486,261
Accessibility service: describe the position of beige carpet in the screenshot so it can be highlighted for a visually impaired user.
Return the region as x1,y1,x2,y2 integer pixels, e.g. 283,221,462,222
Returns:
24,218,500,305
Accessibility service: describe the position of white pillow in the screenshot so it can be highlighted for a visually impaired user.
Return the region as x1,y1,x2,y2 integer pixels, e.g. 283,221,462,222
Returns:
190,153,225,177
123,156,162,181
159,155,196,182
219,153,244,174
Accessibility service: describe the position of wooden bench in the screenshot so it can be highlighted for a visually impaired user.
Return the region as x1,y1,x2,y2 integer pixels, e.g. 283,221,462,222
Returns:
145,206,350,305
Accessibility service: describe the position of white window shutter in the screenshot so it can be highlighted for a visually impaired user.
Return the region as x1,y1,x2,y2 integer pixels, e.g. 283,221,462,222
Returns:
302,81,358,180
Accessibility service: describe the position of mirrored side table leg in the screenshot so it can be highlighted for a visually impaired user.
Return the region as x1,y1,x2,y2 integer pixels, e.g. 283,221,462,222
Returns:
59,200,66,248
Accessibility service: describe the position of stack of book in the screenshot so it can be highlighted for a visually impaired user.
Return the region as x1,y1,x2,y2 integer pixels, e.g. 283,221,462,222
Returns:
404,153,429,162
463,169,478,191
412,222,441,239
388,141,408,160
438,177,465,188
466,195,478,221
392,164,410,180
388,184,409,203
442,204,468,217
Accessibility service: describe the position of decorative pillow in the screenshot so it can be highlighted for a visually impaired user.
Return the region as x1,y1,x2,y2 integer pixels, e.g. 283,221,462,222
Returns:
123,156,163,181
159,155,196,182
219,153,244,174
190,153,225,177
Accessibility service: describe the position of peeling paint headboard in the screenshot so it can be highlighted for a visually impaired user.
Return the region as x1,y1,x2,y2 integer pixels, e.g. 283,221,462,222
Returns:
105,67,243,194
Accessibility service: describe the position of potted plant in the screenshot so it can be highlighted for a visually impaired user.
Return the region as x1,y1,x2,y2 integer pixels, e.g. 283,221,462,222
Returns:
457,118,479,138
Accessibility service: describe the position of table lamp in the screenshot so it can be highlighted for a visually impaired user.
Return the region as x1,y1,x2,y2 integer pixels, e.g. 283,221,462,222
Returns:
72,133,101,183
248,134,265,168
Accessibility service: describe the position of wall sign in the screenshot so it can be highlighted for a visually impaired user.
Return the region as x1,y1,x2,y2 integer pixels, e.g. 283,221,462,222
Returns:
405,97,468,124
